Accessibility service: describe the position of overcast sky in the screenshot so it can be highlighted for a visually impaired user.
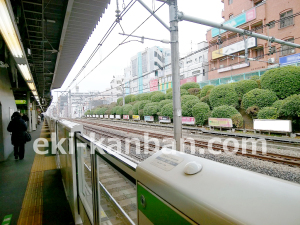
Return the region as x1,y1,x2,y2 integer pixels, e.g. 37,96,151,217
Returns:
51,0,224,103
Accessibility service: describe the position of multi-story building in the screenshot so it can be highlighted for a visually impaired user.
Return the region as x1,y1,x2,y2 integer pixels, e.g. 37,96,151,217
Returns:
124,43,209,94
124,46,171,95
206,0,300,80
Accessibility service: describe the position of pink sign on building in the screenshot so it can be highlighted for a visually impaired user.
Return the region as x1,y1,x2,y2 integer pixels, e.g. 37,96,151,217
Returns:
180,76,197,85
246,8,256,22
150,79,158,91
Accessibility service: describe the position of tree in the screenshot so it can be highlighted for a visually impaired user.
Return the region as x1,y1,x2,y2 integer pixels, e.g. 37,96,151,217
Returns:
181,82,200,90
111,106,122,115
151,92,166,102
188,88,201,96
136,93,150,101
122,104,133,115
181,95,199,103
192,102,210,125
161,103,173,119
117,97,123,105
257,107,278,119
209,84,239,108
242,88,278,110
180,89,189,96
132,101,141,115
166,88,172,93
278,94,300,118
211,105,243,128
182,99,200,117
158,99,172,109
261,66,300,99
125,94,134,104
234,80,258,100
144,102,159,116
166,92,173,99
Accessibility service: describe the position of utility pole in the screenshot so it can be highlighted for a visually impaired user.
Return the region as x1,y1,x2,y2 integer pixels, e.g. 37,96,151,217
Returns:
27,91,32,132
243,35,249,64
169,0,182,151
122,84,125,106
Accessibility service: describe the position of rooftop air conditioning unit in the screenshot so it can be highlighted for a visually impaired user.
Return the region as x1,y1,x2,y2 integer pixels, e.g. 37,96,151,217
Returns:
268,58,275,64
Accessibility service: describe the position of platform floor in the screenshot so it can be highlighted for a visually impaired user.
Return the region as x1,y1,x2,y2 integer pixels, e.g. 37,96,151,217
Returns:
0,122,74,225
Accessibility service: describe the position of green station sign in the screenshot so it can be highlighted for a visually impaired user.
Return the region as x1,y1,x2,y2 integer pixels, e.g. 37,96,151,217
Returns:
15,100,27,105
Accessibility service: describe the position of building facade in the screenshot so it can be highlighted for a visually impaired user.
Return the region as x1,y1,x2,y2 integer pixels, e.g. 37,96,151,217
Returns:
206,0,300,80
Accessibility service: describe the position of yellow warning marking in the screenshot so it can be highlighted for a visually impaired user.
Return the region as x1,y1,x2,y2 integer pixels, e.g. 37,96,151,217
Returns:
17,127,56,225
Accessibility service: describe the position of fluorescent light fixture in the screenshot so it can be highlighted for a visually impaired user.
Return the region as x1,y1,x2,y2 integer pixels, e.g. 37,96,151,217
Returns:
27,82,36,91
0,0,23,57
18,64,33,81
32,91,38,96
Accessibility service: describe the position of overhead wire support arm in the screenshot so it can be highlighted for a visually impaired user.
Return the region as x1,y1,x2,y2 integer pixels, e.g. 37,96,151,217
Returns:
119,33,170,43
177,12,300,49
137,0,170,31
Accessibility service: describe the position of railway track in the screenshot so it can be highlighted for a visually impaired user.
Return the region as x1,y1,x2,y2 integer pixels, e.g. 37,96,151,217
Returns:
72,119,300,168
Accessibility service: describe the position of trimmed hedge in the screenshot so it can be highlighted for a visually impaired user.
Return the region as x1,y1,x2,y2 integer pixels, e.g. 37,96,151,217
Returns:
279,94,300,118
116,107,123,115
200,85,214,98
209,84,239,108
132,101,141,115
158,99,172,109
241,88,278,110
144,102,159,116
131,95,136,102
117,97,123,105
84,110,91,115
96,107,107,115
166,88,172,93
188,88,201,96
138,100,151,110
257,107,278,119
245,106,259,118
234,80,258,99
200,95,211,108
272,100,285,110
122,104,133,115
125,95,133,104
261,66,300,99
161,103,173,119
211,105,243,128
151,92,166,102
181,95,199,103
180,82,200,90
192,102,210,125
111,106,122,115
182,99,200,117
166,92,173,99
180,89,189,96
136,93,150,101
211,105,239,118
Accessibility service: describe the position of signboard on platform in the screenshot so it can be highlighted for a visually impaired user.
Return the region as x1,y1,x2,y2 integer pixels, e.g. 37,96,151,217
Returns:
96,115,99,118
132,115,140,120
110,115,114,119
182,117,195,125
159,116,171,123
144,116,154,122
116,115,121,119
104,115,108,119
123,115,130,120
254,119,292,132
93,115,96,118
100,115,103,118
209,118,233,127
15,100,27,104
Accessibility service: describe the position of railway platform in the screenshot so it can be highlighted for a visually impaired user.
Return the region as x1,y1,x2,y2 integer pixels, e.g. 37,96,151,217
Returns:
0,121,74,225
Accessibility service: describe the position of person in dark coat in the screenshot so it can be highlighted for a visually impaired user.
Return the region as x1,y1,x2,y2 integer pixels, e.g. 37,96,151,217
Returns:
7,112,28,160
21,113,29,122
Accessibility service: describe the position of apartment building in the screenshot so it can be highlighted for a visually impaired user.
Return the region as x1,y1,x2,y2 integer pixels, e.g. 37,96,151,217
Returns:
206,0,300,80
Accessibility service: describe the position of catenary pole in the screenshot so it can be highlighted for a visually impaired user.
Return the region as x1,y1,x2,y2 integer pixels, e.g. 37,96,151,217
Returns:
169,0,182,151
27,91,32,132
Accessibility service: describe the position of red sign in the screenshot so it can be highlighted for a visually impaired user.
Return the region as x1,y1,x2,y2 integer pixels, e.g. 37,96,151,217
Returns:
123,115,129,120
180,76,197,85
182,117,195,125
246,8,256,22
150,79,158,91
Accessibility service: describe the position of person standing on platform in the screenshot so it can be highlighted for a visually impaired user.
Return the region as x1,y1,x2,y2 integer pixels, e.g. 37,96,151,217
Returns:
7,112,28,160
41,113,44,122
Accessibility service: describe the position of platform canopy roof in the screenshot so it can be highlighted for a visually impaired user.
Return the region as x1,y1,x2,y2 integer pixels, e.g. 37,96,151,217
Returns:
11,0,110,108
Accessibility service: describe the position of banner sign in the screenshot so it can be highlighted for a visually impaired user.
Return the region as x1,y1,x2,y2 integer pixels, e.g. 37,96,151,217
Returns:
100,115,103,118
159,116,171,123
15,100,27,104
93,115,96,118
144,116,154,122
180,76,197,85
123,115,130,120
279,53,300,66
116,115,121,119
104,115,108,119
96,115,99,118
132,115,140,120
254,119,292,132
212,37,256,60
110,115,114,119
209,118,233,127
150,79,158,92
182,117,195,125
212,8,256,37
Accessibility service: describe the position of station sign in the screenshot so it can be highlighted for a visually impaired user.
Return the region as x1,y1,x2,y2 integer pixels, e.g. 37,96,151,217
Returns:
254,119,291,132
132,115,140,120
15,100,27,105
123,115,130,120
159,116,171,123
110,115,114,119
100,115,104,118
209,118,233,127
182,117,195,125
104,115,108,119
144,116,154,122
116,115,121,119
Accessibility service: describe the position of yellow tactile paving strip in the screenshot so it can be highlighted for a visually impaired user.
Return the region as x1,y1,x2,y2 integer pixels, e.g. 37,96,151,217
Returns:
17,123,57,225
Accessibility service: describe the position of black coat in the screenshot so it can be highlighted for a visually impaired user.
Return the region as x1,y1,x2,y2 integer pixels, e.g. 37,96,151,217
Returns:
7,117,28,145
